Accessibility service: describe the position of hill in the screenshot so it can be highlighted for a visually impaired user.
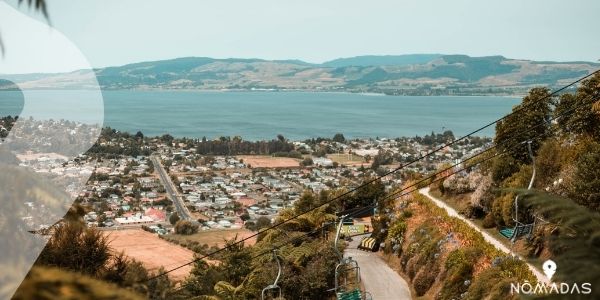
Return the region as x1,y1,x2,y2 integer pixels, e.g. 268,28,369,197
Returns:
322,54,443,67
3,55,598,95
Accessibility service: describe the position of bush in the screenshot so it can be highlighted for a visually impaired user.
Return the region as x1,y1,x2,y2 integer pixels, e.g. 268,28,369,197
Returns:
413,262,438,296
169,212,180,225
482,213,496,228
437,248,481,300
300,157,313,166
36,222,111,276
466,256,533,300
174,220,199,235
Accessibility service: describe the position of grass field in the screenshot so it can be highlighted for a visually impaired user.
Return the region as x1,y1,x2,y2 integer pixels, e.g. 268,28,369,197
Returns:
327,153,366,165
165,228,257,248
237,155,300,168
105,229,194,281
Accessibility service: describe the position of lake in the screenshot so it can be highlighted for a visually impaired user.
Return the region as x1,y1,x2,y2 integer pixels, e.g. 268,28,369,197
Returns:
0,90,520,140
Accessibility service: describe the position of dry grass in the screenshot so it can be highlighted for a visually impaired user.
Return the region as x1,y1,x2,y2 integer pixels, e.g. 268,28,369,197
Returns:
104,229,194,281
165,228,257,248
327,153,366,166
237,155,300,168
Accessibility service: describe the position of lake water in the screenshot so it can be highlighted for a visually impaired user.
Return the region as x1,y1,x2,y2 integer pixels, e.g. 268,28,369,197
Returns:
0,90,520,140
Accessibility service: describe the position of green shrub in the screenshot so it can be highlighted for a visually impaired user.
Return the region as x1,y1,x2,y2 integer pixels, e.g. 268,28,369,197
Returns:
174,220,199,235
466,256,535,300
437,248,481,300
482,213,496,228
413,261,439,296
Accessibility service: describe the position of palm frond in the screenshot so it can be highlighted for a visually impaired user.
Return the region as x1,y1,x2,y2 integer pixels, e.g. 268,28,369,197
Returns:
18,0,49,19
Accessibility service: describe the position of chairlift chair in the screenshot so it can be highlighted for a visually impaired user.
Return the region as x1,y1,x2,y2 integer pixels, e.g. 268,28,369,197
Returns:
499,141,537,242
333,215,366,300
261,249,283,300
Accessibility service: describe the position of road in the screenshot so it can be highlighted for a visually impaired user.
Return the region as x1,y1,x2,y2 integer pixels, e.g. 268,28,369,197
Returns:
419,187,548,284
344,234,412,299
150,155,193,220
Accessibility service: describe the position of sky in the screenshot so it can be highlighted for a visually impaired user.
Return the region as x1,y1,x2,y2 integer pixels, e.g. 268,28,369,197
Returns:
2,0,600,73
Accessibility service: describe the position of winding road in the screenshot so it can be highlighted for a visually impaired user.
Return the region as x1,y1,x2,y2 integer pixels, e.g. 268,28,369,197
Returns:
150,155,192,220
419,187,548,284
344,234,412,299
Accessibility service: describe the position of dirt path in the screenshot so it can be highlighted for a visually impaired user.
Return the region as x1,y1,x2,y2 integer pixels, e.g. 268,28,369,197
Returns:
344,234,412,299
419,187,548,284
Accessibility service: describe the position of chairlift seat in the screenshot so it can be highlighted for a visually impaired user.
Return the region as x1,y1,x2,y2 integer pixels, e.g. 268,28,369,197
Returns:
499,227,514,239
500,223,534,241
337,288,362,300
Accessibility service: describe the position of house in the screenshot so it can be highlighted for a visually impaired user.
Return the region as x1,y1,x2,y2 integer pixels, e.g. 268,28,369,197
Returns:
313,157,333,167
115,213,154,225
145,208,166,222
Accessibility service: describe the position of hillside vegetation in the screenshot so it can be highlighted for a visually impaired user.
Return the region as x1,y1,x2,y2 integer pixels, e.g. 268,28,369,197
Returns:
4,55,598,96
428,73,600,297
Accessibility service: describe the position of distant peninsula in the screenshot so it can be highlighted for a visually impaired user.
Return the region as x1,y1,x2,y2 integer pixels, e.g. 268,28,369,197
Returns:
2,54,598,96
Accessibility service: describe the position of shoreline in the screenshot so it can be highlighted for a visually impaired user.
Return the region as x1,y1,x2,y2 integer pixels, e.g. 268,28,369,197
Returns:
0,87,525,98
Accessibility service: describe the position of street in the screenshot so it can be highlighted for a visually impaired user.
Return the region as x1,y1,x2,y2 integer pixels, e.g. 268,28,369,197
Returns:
344,234,412,299
150,155,193,220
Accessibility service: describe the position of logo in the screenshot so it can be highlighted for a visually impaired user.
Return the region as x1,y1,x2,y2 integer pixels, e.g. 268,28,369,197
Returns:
510,260,593,296
542,259,557,280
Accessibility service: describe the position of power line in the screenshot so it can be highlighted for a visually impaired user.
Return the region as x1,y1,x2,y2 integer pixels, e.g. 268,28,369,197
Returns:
168,92,596,295
146,70,599,281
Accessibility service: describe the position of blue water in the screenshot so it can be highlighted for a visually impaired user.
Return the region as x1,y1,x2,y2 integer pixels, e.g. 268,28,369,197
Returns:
0,90,519,140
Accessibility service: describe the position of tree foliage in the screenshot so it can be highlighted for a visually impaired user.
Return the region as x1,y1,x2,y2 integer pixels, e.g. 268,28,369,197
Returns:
572,141,600,211
174,220,199,235
555,73,600,139
494,87,553,164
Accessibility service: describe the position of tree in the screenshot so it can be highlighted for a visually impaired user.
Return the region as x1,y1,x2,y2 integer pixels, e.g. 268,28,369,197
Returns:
240,212,251,222
555,73,600,139
174,220,199,235
494,87,553,164
169,212,180,225
344,177,385,209
371,150,393,170
332,133,346,143
36,221,111,276
293,191,317,213
254,216,272,231
300,157,313,166
1,0,49,55
572,141,600,211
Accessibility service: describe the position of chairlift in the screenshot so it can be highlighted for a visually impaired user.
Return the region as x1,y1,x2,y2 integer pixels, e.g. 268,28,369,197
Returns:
333,215,371,300
261,249,282,300
499,141,536,242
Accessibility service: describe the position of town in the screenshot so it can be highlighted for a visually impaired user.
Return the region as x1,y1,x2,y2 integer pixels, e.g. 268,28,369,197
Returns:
64,127,489,233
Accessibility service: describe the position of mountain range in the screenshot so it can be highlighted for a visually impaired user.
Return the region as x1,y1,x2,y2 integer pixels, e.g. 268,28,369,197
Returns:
2,54,598,95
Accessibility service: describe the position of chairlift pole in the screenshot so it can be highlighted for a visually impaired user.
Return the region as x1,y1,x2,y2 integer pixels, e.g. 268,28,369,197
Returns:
515,141,536,224
334,215,347,262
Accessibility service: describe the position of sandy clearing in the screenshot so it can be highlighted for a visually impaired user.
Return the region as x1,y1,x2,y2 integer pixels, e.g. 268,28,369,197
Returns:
237,155,300,168
166,228,257,248
105,229,194,281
